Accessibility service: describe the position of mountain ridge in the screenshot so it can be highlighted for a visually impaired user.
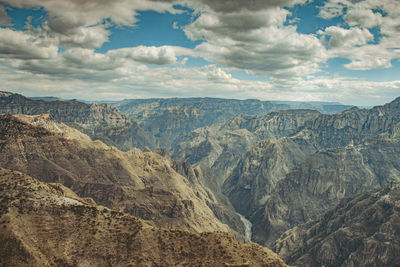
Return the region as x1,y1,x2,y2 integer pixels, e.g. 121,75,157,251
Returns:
0,92,156,150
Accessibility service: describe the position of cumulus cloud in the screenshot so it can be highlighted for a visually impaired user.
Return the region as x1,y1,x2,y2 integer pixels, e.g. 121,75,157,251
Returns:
1,0,328,79
318,0,349,19
1,62,399,106
0,0,179,50
0,28,58,59
344,7,382,28
319,26,373,48
318,0,400,70
191,0,308,13
107,46,192,65
205,65,239,83
0,0,399,105
185,7,326,78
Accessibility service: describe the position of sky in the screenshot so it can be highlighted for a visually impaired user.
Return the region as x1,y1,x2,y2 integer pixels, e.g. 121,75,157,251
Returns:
0,0,399,106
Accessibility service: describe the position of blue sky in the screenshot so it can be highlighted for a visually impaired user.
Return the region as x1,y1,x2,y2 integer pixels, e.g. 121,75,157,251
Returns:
0,0,399,105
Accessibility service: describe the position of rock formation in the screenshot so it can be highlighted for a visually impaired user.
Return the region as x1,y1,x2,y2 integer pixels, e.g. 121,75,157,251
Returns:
274,182,400,267
0,168,287,267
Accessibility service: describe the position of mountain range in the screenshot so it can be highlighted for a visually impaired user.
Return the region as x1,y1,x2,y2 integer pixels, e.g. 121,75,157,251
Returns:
1,90,400,266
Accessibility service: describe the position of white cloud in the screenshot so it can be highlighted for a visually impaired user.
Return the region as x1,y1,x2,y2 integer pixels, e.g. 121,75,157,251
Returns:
55,25,110,49
344,7,382,28
319,26,374,48
1,62,399,106
185,8,326,78
0,28,58,59
205,65,239,83
318,0,350,19
318,0,400,70
0,0,180,50
0,0,398,106
189,0,308,13
107,46,193,65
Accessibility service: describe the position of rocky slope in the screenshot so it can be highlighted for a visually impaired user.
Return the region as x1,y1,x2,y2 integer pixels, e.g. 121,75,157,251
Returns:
0,91,155,150
0,114,245,237
256,133,400,246
0,168,287,267
223,136,318,218
115,97,352,148
173,110,321,184
217,97,400,244
274,183,400,267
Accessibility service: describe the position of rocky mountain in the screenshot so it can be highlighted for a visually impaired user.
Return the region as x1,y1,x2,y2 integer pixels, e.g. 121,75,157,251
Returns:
0,114,246,237
0,91,155,150
0,168,287,267
173,110,321,184
222,136,318,218
214,97,400,245
115,97,353,148
255,132,400,246
274,182,400,267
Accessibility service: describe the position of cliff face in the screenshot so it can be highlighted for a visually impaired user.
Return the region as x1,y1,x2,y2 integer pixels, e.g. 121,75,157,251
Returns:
0,92,155,150
213,97,400,245
0,114,243,236
223,137,318,218
115,97,352,148
301,98,400,150
0,168,287,267
173,110,321,184
256,134,400,246
274,183,400,267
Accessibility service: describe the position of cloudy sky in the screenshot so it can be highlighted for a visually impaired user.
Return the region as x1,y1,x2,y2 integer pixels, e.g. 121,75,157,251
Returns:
0,0,399,105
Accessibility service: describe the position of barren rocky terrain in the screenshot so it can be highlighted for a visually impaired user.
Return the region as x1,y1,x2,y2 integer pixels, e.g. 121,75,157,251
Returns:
0,168,286,267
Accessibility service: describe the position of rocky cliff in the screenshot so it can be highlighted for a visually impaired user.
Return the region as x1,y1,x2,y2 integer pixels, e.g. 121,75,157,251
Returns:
217,97,400,245
115,97,352,148
223,137,318,218
0,91,155,150
173,110,321,184
274,183,400,267
0,168,287,267
0,114,245,237
257,134,400,246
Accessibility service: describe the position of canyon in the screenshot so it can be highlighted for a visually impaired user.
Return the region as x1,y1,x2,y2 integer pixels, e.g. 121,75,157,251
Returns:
1,91,400,266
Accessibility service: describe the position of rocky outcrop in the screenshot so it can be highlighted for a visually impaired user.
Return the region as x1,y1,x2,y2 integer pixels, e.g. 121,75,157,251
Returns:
0,168,287,267
116,97,352,148
0,91,155,150
274,183,400,267
0,114,239,235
